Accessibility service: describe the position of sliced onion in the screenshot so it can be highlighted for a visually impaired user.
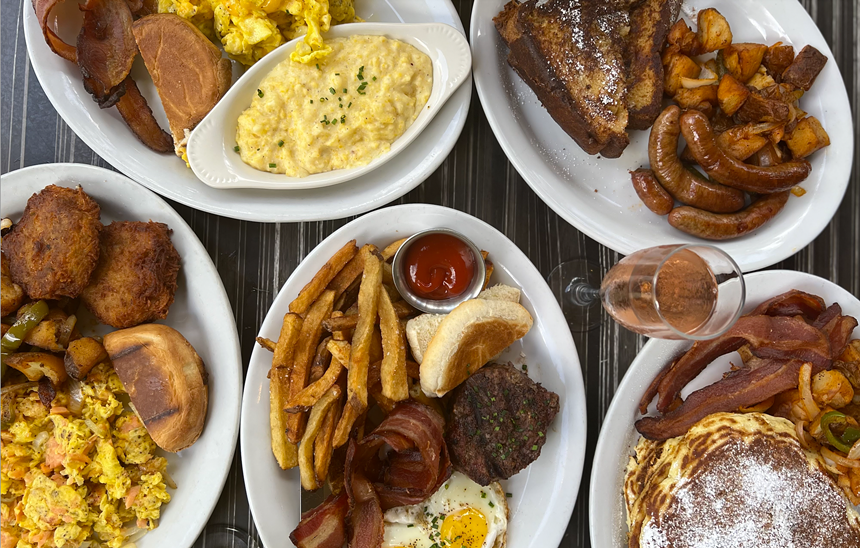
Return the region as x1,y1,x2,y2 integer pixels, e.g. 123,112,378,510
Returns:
33,430,51,453
1,381,38,395
68,379,84,416
799,363,820,420
849,439,860,460
821,446,860,469
795,420,809,449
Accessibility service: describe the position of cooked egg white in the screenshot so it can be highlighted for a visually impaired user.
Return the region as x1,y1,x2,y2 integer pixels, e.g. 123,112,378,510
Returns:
382,471,508,548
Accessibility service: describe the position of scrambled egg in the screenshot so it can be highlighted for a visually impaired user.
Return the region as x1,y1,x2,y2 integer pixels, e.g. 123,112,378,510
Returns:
158,0,357,66
1,363,172,548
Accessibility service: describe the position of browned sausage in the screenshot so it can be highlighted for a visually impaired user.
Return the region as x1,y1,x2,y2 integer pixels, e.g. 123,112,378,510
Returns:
649,106,745,213
630,169,674,215
667,191,790,240
679,110,811,193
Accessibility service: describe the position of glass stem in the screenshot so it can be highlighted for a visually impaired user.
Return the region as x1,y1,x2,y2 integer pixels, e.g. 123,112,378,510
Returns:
566,278,600,307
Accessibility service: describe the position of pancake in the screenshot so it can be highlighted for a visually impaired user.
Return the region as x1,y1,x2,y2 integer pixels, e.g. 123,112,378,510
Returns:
625,412,860,548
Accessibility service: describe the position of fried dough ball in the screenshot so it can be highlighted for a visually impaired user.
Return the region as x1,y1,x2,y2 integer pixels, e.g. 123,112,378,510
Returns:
3,185,102,300
81,221,181,328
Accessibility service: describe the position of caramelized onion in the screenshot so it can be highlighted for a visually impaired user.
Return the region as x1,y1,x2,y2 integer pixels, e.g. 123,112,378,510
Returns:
68,378,84,416
799,362,820,420
821,446,860,469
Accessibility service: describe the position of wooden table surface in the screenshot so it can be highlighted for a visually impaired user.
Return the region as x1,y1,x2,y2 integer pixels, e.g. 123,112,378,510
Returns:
1,1,857,546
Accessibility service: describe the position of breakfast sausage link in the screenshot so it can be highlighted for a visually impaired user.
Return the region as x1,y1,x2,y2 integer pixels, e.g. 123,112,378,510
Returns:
630,168,674,215
648,106,745,213
667,191,790,240
679,110,811,193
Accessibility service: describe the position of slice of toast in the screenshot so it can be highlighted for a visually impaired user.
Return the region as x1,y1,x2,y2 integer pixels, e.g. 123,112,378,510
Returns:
625,0,682,130
133,14,232,160
495,0,633,158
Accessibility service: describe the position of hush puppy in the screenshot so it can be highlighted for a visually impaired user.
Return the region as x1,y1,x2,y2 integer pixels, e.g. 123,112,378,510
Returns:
3,185,102,300
81,221,181,328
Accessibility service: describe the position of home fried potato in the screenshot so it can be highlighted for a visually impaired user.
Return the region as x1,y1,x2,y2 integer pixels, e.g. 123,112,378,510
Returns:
290,240,357,315
763,42,795,76
664,53,701,96
717,73,750,115
667,19,702,56
720,43,768,84
716,125,768,161
696,8,732,53
64,337,108,380
299,385,342,490
5,352,67,384
0,254,24,317
285,290,335,443
270,313,303,469
785,116,830,158
23,309,72,353
674,85,718,117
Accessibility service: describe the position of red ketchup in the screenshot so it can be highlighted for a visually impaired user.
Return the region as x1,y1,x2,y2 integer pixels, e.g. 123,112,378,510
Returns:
403,233,476,300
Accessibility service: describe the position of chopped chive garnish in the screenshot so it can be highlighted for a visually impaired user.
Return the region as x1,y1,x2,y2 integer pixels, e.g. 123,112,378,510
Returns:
347,102,352,108
506,493,512,498
488,501,495,508
372,76,377,81
329,87,336,94
531,444,538,450
343,88,347,93
335,72,340,75
257,89,264,98
268,163,276,168
340,115,346,124
277,140,284,147
310,100,313,104
316,63,320,70
233,145,240,152
522,364,528,372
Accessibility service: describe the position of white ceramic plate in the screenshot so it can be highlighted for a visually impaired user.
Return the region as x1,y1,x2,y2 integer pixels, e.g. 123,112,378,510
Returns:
189,22,471,190
23,1,471,222
240,204,587,548
0,163,242,548
589,270,860,547
470,0,853,271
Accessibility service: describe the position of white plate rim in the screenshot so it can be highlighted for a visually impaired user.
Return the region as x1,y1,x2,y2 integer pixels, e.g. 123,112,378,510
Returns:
239,203,587,548
588,269,860,547
0,163,243,548
22,1,472,223
469,0,854,272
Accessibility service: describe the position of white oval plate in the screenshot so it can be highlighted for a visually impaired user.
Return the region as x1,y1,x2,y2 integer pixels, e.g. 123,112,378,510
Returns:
23,1,471,222
0,164,242,548
240,204,587,548
470,0,853,272
589,270,860,547
189,23,471,190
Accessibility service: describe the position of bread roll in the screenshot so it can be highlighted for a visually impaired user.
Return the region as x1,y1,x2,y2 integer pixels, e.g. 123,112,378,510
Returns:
104,324,208,452
419,299,533,397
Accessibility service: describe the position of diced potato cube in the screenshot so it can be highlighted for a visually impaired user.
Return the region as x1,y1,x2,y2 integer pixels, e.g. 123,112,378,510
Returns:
784,116,830,158
717,74,750,116
720,43,769,83
64,337,110,380
716,126,768,161
736,93,790,124
782,45,828,91
747,66,776,90
697,8,732,53
664,53,701,96
763,42,795,77
674,85,718,117
5,352,67,384
667,19,703,56
812,370,854,409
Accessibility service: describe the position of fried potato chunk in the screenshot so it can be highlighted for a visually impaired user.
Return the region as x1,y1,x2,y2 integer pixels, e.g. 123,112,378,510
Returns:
81,221,180,328
3,185,102,300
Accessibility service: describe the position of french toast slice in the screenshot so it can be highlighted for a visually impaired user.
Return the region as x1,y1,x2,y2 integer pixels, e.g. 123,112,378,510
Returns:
495,0,633,158
625,0,682,130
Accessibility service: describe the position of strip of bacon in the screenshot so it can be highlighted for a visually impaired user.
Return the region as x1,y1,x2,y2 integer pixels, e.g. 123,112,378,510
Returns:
654,315,831,412
812,304,858,358
115,77,173,153
77,0,137,108
749,289,826,320
31,0,77,62
289,491,348,548
636,358,808,440
345,453,384,548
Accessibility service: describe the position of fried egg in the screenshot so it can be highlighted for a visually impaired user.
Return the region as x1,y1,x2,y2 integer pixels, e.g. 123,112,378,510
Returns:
382,471,508,548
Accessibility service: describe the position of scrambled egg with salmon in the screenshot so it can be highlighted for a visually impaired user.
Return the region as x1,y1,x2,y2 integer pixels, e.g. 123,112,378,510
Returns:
157,0,357,66
1,363,171,548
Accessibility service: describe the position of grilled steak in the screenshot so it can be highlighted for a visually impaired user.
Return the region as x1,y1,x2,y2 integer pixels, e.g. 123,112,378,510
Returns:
446,363,560,485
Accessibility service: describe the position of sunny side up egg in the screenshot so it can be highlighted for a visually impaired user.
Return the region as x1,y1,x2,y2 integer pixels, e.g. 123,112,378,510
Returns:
382,471,509,548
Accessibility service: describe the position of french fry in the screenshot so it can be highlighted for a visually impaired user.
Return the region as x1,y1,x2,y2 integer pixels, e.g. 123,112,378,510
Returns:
369,384,396,414
368,359,419,385
381,238,408,261
378,288,408,401
483,260,494,290
382,262,395,286
327,244,377,300
323,301,415,332
285,354,344,412
329,311,346,341
370,327,384,365
480,250,489,261
269,313,303,469
285,290,335,443
256,336,277,353
310,336,332,383
298,385,341,490
290,240,357,315
314,398,340,484
346,252,382,410
332,400,360,448
327,340,351,368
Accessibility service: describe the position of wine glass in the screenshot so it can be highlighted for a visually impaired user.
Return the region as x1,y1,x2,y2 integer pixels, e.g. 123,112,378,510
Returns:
547,244,745,340
198,524,260,548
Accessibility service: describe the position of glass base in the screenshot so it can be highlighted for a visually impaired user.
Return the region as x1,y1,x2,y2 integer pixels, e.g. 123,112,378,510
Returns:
198,524,259,548
546,259,603,332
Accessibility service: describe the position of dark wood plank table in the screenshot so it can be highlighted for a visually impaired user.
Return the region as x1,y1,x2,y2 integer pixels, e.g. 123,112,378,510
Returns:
2,1,857,546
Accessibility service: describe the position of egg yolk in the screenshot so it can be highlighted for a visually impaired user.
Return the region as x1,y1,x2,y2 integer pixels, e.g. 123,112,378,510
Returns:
440,507,489,548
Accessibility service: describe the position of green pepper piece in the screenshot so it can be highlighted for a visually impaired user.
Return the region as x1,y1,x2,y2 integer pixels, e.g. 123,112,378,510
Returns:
1,300,49,366
821,410,856,454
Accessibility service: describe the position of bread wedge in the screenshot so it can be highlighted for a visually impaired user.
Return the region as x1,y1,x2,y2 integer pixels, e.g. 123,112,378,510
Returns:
104,323,208,452
419,299,533,397
132,14,231,161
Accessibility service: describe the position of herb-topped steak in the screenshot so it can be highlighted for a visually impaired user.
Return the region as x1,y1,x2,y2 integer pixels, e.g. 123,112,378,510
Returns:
446,363,560,485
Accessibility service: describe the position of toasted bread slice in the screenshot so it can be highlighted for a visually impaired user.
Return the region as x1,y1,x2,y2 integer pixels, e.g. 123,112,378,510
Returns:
495,0,632,158
132,14,231,160
625,0,682,130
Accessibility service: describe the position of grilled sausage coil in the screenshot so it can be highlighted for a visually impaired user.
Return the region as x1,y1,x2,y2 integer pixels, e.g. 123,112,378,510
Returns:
630,169,675,215
667,191,791,240
679,110,812,193
648,106,745,213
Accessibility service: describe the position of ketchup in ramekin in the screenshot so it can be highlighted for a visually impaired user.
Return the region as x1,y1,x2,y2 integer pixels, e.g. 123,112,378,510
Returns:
402,233,476,300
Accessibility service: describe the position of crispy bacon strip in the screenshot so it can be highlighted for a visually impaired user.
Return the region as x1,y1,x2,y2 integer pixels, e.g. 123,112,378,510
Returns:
654,315,831,412
636,358,809,440
31,0,77,62
115,78,173,153
345,451,385,548
289,492,348,548
77,0,137,108
812,304,858,358
749,289,826,321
